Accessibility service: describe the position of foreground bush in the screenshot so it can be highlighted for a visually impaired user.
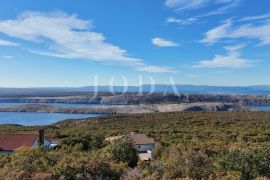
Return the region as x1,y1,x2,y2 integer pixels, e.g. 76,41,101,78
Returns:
218,148,270,179
0,139,135,179
103,138,138,167
0,147,53,179
52,152,119,179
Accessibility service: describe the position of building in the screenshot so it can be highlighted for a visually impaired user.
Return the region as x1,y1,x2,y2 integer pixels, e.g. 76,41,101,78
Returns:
130,132,155,160
130,132,155,153
0,129,58,154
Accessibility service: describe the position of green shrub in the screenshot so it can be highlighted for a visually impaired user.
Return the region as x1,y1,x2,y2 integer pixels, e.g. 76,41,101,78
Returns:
218,148,270,179
103,138,138,167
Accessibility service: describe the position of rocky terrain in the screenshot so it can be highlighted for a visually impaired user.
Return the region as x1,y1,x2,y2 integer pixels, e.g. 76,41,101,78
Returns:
0,102,248,114
0,93,270,105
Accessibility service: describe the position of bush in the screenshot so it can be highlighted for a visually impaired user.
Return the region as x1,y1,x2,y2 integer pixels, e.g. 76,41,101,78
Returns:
61,134,105,151
103,138,138,167
0,147,53,179
218,148,270,179
184,149,214,180
0,154,11,168
52,151,119,179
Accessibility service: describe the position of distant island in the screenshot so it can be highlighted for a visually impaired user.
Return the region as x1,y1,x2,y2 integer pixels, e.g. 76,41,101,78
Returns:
0,91,270,106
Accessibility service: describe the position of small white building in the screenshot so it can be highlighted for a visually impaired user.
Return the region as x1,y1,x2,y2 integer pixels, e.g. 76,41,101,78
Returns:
130,132,155,160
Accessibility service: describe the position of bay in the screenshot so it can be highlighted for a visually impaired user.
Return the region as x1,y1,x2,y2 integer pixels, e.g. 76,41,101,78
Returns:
0,112,98,126
0,102,109,107
248,106,270,111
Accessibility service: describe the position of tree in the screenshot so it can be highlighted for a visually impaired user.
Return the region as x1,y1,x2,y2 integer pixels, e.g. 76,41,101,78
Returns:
52,152,119,179
61,134,105,151
184,149,214,180
218,148,270,179
103,138,138,167
0,147,53,179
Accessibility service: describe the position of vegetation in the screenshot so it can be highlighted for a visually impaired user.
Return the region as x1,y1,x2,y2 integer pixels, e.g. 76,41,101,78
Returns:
1,111,270,179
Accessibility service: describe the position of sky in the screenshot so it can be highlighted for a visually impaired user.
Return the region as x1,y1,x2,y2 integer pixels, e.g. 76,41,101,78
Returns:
0,0,269,87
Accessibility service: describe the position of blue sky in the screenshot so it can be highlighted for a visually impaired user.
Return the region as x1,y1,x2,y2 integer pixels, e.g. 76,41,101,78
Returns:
0,0,269,87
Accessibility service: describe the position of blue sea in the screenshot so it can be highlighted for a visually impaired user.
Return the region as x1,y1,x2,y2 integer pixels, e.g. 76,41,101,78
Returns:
0,112,98,126
248,106,270,111
0,102,102,126
0,102,109,107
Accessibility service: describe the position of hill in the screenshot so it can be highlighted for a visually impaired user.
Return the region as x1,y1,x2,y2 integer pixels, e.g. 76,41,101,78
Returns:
1,111,270,179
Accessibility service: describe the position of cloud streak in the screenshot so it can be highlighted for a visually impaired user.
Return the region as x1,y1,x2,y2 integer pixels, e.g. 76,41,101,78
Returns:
0,11,174,73
166,17,199,25
1,55,14,59
152,37,179,47
239,13,270,22
0,39,19,46
192,45,256,68
165,0,239,12
165,0,240,26
201,19,270,46
165,0,209,10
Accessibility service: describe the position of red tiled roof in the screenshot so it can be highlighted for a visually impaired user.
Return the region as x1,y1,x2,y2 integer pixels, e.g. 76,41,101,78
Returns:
0,134,38,151
130,133,155,145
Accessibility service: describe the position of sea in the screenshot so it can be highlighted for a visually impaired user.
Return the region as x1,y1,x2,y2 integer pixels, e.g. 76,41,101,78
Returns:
0,102,102,126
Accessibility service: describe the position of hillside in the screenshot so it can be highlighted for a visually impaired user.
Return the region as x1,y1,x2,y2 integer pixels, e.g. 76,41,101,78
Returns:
1,111,270,179
1,93,270,105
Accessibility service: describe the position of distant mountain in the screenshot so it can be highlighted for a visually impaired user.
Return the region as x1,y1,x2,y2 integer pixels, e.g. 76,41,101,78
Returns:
1,84,270,95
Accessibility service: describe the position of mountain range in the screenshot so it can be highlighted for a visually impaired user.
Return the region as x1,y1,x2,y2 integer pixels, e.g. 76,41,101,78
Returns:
1,85,270,95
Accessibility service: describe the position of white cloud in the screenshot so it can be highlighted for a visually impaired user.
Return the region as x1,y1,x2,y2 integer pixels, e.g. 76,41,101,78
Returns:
136,65,176,73
0,39,18,46
0,11,174,73
166,17,182,23
200,19,232,44
200,0,240,17
152,37,179,47
166,17,199,25
165,0,239,11
201,19,270,46
165,0,240,27
1,55,14,59
192,45,255,68
239,13,270,22
165,0,208,10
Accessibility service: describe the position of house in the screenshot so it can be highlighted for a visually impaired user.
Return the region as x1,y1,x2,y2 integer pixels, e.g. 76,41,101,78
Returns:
0,129,58,154
130,132,155,160
130,132,155,153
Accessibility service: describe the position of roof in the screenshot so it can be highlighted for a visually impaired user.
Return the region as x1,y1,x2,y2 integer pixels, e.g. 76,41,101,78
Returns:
0,134,38,151
130,133,155,145
48,138,60,143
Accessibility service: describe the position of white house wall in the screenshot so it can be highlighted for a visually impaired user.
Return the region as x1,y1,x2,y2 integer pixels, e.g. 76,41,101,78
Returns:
32,138,52,149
